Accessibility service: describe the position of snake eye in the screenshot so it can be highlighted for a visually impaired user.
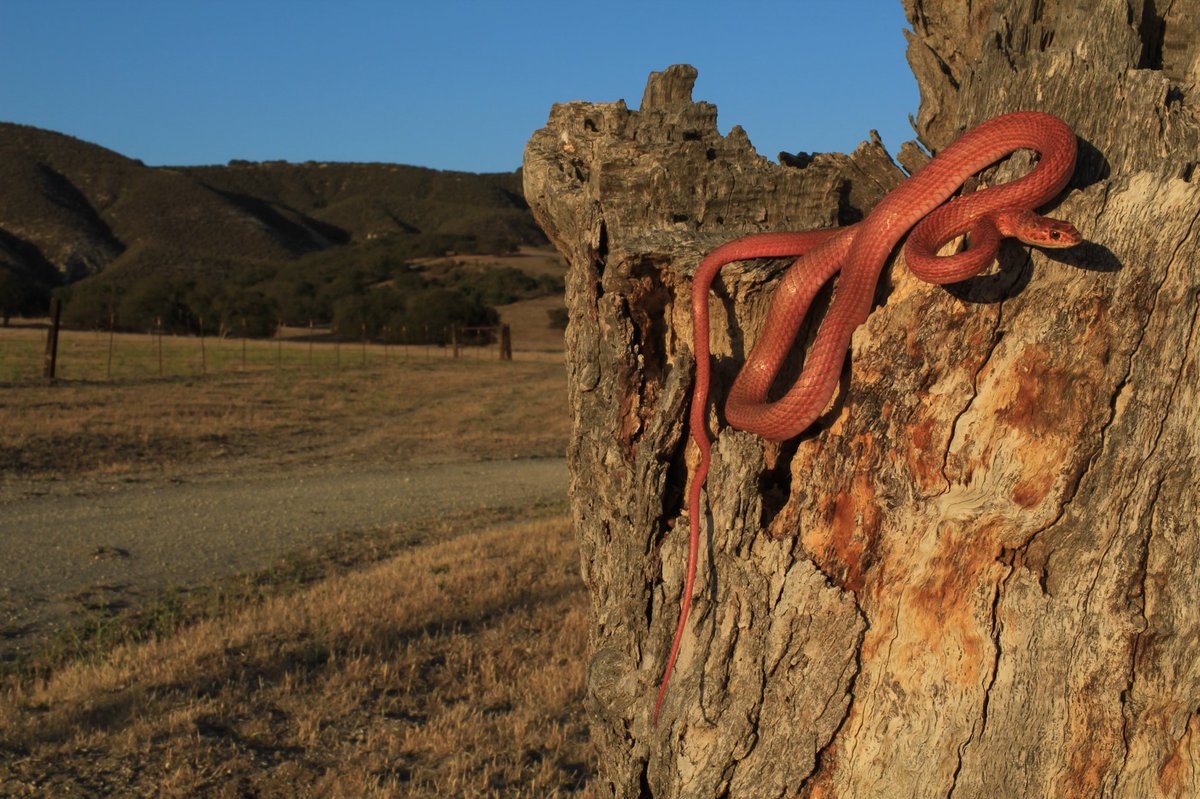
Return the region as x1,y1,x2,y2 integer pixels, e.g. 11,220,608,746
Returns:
1049,230,1061,240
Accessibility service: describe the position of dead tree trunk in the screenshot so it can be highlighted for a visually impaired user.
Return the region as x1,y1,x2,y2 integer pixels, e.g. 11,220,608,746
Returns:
523,1,1199,796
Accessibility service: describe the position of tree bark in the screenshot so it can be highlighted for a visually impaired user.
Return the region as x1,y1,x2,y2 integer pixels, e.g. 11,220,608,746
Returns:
523,2,1199,796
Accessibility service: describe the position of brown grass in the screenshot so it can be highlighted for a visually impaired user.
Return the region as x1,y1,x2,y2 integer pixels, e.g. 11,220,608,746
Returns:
0,316,593,795
0,515,595,797
413,246,568,279
0,326,567,478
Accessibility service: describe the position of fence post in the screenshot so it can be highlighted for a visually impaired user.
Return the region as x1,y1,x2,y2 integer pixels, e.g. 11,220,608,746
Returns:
499,324,512,361
42,298,62,381
107,310,116,379
155,316,164,377
199,317,207,375
451,324,459,358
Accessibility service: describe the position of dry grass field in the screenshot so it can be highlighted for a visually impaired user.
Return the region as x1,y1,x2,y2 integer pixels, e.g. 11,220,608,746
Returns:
0,322,596,797
0,517,592,797
413,246,568,279
0,325,566,478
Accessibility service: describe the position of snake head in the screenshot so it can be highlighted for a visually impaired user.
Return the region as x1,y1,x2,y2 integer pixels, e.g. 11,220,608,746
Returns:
996,209,1082,249
1028,217,1082,249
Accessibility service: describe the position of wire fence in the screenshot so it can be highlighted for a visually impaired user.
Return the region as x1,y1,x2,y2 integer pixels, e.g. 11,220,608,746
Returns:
1,317,527,384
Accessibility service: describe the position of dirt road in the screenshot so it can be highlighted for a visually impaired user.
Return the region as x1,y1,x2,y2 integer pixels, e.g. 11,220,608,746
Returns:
0,458,567,657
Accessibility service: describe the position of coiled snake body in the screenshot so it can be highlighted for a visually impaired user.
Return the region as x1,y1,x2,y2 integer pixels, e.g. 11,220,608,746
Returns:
654,111,1081,725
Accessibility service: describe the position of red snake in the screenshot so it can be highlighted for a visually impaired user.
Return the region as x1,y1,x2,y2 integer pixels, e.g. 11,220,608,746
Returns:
654,111,1080,725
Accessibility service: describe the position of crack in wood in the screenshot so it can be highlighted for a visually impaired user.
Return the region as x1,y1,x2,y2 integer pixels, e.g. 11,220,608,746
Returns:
980,573,1007,738
1116,473,1164,784
1013,189,1184,567
938,296,1006,494
796,614,867,797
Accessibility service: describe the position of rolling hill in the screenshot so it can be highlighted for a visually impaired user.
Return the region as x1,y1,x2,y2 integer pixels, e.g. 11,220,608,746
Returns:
0,122,548,325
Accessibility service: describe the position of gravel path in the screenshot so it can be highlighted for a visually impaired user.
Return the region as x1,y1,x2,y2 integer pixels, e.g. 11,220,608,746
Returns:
0,458,567,655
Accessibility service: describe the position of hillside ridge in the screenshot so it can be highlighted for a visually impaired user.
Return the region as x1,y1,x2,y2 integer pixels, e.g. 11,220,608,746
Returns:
0,122,546,322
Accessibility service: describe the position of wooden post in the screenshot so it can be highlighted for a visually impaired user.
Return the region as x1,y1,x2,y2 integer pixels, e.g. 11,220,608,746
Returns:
198,317,207,375
106,311,115,379
155,316,163,377
240,317,247,370
308,320,314,368
42,297,62,381
361,322,367,366
451,324,459,358
499,323,512,361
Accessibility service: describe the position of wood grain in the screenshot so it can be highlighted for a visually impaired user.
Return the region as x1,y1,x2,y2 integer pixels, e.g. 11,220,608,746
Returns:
523,1,1199,794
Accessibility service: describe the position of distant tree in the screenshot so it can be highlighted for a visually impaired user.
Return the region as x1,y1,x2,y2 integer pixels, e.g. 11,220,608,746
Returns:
269,279,326,327
219,289,278,338
0,268,34,326
184,278,226,333
117,275,191,333
399,287,499,345
331,294,369,340
59,278,122,330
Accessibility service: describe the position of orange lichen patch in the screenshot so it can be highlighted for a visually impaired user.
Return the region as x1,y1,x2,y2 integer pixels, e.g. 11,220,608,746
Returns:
908,413,936,452
1012,469,1053,508
1158,712,1198,797
1061,739,1111,798
805,471,883,593
846,431,879,470
995,345,1084,436
903,320,928,361
971,343,1098,510
1059,669,1125,797
903,521,1004,685
904,414,945,491
1076,294,1113,357
1005,413,1076,509
908,524,990,623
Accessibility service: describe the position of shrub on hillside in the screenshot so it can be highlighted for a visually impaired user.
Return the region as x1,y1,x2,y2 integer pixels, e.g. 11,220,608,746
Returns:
332,284,498,344
60,274,279,337
444,266,564,307
399,287,499,344
0,267,49,325
58,279,119,329
116,275,192,332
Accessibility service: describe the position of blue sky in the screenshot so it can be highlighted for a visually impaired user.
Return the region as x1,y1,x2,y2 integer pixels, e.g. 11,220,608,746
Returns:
1,1,920,173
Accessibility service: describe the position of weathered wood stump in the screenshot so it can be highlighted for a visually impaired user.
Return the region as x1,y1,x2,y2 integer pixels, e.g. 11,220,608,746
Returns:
524,1,1199,796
